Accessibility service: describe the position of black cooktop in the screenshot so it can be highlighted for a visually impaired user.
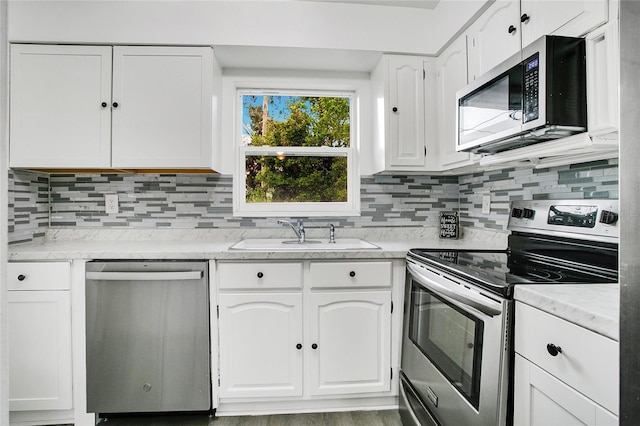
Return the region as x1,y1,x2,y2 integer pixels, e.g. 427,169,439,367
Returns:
408,243,618,298
411,200,620,298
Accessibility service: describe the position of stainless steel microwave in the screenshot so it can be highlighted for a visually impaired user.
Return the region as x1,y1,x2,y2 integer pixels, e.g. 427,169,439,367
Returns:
456,35,587,154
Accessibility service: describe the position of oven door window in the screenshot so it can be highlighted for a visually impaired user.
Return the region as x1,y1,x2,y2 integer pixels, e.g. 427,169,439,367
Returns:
409,281,484,409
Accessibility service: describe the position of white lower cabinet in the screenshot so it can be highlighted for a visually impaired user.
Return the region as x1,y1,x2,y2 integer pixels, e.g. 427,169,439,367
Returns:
218,292,303,398
216,260,395,409
514,355,617,426
7,262,73,413
514,302,618,425
308,291,391,396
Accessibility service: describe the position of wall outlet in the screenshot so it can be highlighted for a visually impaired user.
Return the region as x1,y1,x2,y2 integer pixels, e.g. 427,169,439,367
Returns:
482,194,491,214
105,193,119,214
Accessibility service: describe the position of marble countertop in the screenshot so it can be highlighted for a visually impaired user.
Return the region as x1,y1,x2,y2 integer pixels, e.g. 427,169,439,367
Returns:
8,227,508,261
514,284,619,341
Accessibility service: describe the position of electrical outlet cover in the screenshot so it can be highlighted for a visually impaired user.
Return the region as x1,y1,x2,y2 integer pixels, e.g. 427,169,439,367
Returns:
105,193,119,214
482,194,491,214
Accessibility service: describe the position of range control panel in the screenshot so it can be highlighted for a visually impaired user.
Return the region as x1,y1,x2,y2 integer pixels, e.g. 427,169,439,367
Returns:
507,199,619,241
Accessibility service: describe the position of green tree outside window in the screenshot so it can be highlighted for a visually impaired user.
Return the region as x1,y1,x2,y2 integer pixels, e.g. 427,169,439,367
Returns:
243,95,350,203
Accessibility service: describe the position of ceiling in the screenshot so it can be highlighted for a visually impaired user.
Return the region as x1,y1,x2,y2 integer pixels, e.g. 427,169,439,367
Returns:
296,0,440,9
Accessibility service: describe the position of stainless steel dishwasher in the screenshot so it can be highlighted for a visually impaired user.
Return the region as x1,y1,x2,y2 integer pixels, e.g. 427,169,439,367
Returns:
85,261,210,414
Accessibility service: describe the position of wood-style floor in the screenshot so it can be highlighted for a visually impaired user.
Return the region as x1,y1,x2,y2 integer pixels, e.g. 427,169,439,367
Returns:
98,410,402,425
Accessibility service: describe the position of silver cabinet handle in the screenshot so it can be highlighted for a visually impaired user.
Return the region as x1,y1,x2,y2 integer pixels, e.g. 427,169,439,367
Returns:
407,262,502,317
86,271,203,281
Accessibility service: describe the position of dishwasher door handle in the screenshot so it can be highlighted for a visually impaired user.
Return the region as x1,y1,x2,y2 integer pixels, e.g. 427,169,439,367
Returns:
86,270,203,281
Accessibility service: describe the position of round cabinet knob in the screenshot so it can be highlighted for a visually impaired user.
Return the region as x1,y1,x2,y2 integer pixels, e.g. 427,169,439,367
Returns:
112,102,119,108
392,107,398,113
296,343,302,350
508,25,517,34
546,343,562,357
142,383,152,392
520,13,530,23
101,102,108,108
349,271,356,277
311,343,318,350
17,274,26,281
257,272,264,278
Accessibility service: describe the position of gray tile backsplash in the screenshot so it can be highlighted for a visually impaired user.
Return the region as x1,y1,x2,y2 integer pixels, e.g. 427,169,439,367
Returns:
459,159,619,231
7,158,619,244
8,170,49,244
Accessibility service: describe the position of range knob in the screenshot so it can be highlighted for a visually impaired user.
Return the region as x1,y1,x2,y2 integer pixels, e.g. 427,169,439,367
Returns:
599,210,618,225
523,208,535,219
511,208,523,218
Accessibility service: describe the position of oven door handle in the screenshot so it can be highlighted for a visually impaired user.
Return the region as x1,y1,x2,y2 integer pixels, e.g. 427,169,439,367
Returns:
407,262,502,317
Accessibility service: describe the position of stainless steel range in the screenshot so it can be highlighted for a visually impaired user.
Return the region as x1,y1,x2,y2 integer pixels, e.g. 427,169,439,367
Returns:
399,199,619,426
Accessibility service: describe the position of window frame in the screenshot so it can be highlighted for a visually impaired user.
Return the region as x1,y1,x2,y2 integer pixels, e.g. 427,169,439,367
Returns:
233,88,360,217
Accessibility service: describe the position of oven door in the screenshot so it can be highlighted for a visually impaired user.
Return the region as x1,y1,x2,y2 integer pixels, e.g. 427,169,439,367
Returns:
401,260,511,426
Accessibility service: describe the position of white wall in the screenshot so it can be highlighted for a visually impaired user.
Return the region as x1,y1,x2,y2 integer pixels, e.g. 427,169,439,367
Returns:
7,0,489,56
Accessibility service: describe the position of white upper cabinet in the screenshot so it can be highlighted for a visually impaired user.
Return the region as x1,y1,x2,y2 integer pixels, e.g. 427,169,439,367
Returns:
467,0,609,81
586,21,619,139
467,0,521,81
10,44,112,168
370,54,435,173
386,56,426,168
111,46,213,168
520,0,609,47
9,44,216,170
435,35,475,170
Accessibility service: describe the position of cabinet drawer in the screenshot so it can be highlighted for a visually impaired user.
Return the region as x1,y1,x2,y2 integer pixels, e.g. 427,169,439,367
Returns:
218,262,302,290
7,262,71,291
310,261,392,288
515,302,618,415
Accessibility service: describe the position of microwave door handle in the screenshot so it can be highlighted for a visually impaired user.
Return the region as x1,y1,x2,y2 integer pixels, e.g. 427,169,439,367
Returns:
407,263,502,317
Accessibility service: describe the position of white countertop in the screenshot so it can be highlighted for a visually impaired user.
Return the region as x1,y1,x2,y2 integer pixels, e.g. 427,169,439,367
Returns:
7,227,508,261
514,284,619,341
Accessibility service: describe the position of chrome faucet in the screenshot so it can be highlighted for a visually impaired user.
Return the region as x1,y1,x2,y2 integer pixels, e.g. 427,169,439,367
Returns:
277,219,305,243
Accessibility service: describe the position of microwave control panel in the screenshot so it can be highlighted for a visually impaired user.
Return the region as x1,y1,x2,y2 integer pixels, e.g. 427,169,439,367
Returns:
523,53,539,123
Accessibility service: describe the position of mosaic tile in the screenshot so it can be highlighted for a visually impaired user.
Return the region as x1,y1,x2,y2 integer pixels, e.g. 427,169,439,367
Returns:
8,158,619,243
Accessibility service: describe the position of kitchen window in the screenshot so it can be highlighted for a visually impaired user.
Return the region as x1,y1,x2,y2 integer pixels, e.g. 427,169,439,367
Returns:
233,90,359,217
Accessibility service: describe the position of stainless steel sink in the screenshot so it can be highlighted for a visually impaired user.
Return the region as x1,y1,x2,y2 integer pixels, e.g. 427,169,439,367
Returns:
229,238,380,251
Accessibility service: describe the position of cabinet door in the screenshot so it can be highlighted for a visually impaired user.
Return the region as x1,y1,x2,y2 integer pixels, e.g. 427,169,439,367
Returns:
8,290,73,411
10,44,112,168
387,56,426,167
436,35,473,169
514,354,617,426
218,293,303,398
586,22,619,139
111,46,213,168
467,0,521,81
308,291,391,396
520,0,608,47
